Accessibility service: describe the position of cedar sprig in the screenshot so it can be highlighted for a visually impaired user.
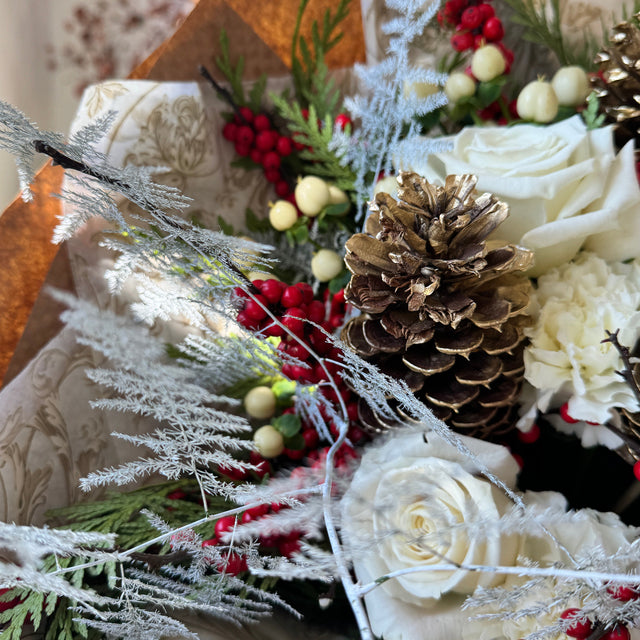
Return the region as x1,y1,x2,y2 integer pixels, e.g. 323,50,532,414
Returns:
500,0,598,69
291,0,350,115
271,94,356,193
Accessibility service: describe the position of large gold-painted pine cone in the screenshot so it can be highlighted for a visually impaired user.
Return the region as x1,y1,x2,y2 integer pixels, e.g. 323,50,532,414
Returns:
342,173,533,438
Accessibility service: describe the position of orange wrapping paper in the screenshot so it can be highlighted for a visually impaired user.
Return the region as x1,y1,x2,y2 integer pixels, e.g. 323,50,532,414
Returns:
0,0,365,386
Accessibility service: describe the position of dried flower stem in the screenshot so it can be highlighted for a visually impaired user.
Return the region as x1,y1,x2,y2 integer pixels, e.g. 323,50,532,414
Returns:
603,329,640,406
199,65,248,124
357,562,640,598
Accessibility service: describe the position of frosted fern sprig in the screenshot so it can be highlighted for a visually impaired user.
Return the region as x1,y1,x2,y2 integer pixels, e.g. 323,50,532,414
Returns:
329,0,449,216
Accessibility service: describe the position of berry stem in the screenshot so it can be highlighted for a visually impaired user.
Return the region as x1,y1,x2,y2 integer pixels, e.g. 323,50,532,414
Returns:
199,64,249,124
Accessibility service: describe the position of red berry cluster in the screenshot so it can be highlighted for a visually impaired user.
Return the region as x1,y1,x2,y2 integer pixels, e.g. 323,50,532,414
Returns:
200,503,306,575
235,279,367,451
560,606,634,640
221,106,294,198
438,0,512,63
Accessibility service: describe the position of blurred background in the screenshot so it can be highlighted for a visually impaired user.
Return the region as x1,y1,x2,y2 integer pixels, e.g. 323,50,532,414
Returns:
0,0,194,210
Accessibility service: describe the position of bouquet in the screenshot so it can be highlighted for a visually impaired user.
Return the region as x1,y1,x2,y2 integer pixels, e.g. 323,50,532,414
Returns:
3,1,640,639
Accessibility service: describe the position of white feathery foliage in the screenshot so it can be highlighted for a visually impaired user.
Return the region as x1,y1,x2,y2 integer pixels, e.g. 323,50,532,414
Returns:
0,523,116,606
329,0,449,214
248,542,337,583
53,292,256,500
0,100,65,201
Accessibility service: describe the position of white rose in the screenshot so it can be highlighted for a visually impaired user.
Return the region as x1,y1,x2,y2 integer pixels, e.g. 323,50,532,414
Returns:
342,432,520,640
465,491,640,640
403,116,640,276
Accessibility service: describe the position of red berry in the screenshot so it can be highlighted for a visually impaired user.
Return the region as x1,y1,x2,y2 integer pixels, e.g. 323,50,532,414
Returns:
285,447,306,460
253,113,270,131
607,584,639,601
477,3,494,20
275,180,290,198
218,552,248,575
474,34,486,50
560,403,579,424
302,428,319,449
238,106,254,123
278,535,301,557
348,425,365,443
335,113,352,130
281,286,304,308
214,515,237,538
261,279,284,304
511,452,524,469
288,343,310,360
251,279,264,289
301,108,309,120
264,168,281,183
262,151,281,171
243,504,269,522
276,136,293,156
560,609,593,639
244,295,268,321
295,282,314,304
282,309,305,336
167,489,186,500
255,129,278,152
460,6,483,30
451,31,474,52
234,141,251,157
517,423,540,444
202,537,218,547
236,125,255,146
222,122,238,141
293,138,306,151
236,310,258,330
633,460,640,482
483,16,504,41
250,148,263,164
602,625,631,640
308,300,326,323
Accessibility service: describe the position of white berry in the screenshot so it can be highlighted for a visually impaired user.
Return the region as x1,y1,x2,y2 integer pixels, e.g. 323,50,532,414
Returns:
551,66,590,107
253,425,284,458
244,386,276,419
311,249,344,282
373,175,399,198
403,80,439,100
471,45,506,82
516,79,559,123
269,200,298,231
328,184,349,205
445,72,476,102
295,176,331,217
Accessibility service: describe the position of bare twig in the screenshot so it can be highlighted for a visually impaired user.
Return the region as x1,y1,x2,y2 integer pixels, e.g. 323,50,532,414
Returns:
603,330,640,405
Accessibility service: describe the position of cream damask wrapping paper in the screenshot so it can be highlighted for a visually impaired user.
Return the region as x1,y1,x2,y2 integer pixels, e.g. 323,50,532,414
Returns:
0,79,349,640
0,79,282,528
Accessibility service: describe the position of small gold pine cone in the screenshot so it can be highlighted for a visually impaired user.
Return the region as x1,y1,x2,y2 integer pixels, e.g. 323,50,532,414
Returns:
342,172,533,438
592,16,640,148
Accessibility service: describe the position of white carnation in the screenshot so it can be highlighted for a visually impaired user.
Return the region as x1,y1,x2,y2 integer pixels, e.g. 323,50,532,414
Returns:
524,253,640,432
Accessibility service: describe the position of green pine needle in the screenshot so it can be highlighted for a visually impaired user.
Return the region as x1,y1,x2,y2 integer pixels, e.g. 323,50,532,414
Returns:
290,0,350,115
500,0,599,70
271,95,356,194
